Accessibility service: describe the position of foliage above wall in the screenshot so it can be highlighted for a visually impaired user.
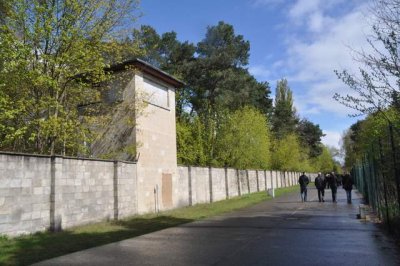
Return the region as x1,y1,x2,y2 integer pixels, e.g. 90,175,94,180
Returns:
0,1,336,171
0,0,141,156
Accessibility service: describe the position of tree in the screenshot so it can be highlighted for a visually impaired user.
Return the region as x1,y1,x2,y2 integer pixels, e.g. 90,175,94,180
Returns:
214,106,271,169
270,134,306,171
125,23,273,120
0,0,140,156
271,79,298,138
185,21,272,117
0,1,11,24
174,22,273,163
176,117,208,166
334,0,400,120
340,120,364,169
314,146,335,173
296,119,324,158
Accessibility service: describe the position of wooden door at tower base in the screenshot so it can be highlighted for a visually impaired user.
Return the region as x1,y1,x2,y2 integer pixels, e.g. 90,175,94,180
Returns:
162,173,172,208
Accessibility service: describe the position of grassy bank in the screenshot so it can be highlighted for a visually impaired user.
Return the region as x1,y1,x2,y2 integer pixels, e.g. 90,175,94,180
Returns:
0,186,298,266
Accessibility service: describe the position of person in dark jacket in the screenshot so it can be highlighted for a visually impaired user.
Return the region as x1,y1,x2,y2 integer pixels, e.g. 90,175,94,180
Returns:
342,172,354,204
314,172,325,202
298,172,309,202
325,173,331,189
328,172,338,202
337,174,343,187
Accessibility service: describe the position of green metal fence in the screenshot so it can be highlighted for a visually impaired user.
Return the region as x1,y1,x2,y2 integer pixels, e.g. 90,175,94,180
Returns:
351,124,400,232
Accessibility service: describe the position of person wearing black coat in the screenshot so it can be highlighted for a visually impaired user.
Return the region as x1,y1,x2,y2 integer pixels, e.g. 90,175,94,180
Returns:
328,172,338,203
314,173,325,202
342,173,354,204
298,172,309,202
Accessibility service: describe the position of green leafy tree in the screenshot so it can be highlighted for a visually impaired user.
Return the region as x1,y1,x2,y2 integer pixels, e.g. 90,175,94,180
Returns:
0,1,11,24
270,133,306,171
184,21,272,116
313,146,335,173
271,79,298,138
296,119,324,158
125,23,272,120
176,117,208,166
214,106,271,169
340,120,364,169
0,0,140,155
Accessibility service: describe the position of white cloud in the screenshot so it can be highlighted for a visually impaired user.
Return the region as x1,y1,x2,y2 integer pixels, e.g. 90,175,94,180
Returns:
321,130,342,148
280,2,373,118
248,65,271,80
247,0,374,148
289,0,320,18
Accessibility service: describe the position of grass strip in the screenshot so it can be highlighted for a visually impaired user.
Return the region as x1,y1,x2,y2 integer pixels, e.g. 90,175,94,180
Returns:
0,186,298,266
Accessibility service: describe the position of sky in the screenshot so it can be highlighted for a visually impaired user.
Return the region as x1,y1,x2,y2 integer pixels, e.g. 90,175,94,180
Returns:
138,0,373,150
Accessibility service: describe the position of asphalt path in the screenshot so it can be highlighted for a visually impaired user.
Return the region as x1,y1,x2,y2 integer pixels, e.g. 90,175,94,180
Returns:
35,187,400,266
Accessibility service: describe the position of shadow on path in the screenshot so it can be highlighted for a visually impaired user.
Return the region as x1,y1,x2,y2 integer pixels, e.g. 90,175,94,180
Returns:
34,186,400,266
1,216,192,266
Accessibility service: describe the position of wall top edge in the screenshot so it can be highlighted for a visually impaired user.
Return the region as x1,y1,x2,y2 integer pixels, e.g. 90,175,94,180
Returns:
177,165,308,173
0,151,137,164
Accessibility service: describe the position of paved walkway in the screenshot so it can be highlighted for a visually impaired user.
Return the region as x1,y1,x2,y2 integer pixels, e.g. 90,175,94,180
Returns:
35,187,400,266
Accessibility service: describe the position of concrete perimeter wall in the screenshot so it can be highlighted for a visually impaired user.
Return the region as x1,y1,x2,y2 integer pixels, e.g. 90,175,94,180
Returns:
0,153,137,236
178,166,308,207
0,152,315,236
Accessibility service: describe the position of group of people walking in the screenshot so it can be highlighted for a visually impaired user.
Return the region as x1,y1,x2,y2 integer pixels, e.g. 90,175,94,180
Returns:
298,172,354,203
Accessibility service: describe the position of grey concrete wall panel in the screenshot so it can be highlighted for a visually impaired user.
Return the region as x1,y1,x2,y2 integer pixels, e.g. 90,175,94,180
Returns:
238,170,249,195
176,166,190,208
258,170,266,191
266,171,272,189
271,171,276,188
211,168,226,202
247,170,258,193
226,168,239,198
191,167,210,205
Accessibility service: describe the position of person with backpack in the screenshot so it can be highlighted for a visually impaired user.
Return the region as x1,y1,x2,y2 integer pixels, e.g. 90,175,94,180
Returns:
298,172,310,202
314,172,325,202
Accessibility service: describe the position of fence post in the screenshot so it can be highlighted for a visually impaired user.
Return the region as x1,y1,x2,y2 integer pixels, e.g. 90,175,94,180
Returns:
361,156,369,204
224,167,229,199
113,161,119,220
208,166,213,203
270,170,274,190
246,170,250,194
188,166,192,206
256,170,260,192
389,123,400,212
49,156,56,231
264,170,267,191
368,149,378,211
237,169,241,196
379,138,391,231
